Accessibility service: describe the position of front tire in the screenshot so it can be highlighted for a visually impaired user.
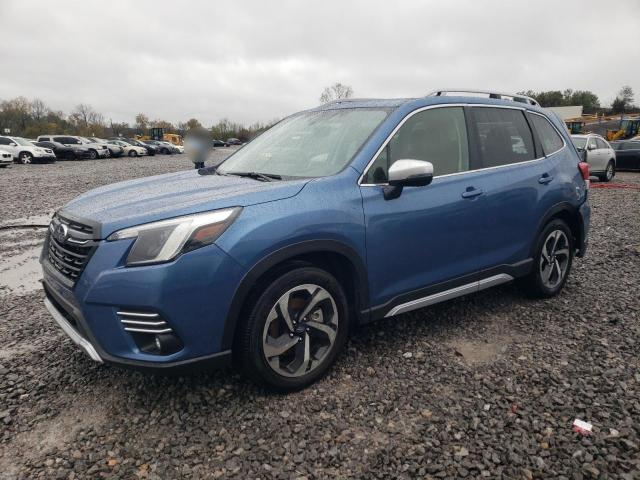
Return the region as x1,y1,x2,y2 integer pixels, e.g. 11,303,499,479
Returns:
88,149,98,160
520,219,574,298
19,152,33,164
238,266,349,391
128,150,137,157
599,161,615,182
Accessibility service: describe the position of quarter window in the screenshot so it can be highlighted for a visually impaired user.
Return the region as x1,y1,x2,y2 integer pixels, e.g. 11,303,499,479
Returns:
363,107,469,183
528,113,564,155
472,107,535,168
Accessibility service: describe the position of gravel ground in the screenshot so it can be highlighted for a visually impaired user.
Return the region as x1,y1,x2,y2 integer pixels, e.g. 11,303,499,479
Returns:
0,156,639,479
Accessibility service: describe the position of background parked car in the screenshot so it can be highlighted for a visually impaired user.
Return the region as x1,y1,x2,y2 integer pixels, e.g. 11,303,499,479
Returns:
33,140,91,160
571,134,616,182
143,140,179,154
0,135,56,164
212,139,229,147
611,140,640,171
226,137,242,145
37,135,109,159
111,138,157,156
86,137,125,157
0,148,13,168
112,140,147,157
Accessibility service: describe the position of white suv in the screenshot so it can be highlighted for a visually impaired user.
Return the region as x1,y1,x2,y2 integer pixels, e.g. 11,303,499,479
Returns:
0,135,57,164
571,134,616,182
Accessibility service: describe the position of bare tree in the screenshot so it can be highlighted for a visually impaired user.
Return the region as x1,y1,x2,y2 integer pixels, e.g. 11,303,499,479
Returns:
30,99,49,121
319,83,354,104
135,113,149,132
619,85,634,108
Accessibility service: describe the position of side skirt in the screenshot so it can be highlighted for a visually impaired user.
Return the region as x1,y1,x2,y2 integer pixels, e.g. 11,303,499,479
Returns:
363,259,532,322
385,273,512,317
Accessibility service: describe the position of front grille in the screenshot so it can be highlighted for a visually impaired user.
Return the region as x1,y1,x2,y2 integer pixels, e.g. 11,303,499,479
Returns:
47,215,97,284
117,311,173,334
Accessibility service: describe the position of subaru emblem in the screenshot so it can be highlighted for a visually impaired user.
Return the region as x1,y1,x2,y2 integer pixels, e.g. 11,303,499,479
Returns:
54,223,68,243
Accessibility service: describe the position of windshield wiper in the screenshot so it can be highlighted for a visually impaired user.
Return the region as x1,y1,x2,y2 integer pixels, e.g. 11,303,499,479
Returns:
223,171,282,182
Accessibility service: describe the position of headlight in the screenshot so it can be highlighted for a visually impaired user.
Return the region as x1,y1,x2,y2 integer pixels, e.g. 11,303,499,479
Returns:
107,207,241,266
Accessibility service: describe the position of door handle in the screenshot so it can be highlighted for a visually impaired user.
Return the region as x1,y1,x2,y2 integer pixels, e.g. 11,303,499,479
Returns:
461,187,483,199
538,173,554,184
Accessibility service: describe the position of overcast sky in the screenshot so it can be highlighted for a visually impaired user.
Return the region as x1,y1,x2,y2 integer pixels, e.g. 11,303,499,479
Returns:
1,0,638,126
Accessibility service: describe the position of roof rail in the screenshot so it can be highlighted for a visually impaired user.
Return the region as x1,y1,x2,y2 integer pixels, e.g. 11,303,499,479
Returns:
427,89,540,106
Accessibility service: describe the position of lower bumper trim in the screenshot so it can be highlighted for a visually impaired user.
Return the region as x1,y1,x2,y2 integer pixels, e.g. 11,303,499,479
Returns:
44,297,103,363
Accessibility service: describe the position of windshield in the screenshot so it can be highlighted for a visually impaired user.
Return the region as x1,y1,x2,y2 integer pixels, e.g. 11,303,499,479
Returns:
571,137,587,149
218,108,389,178
14,137,35,146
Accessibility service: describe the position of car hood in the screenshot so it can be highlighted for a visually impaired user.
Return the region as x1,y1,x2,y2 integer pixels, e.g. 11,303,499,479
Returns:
60,169,310,237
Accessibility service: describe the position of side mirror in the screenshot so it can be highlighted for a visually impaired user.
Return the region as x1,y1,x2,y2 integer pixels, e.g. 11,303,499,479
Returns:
384,159,433,200
9,142,16,146
579,149,588,162
587,144,596,151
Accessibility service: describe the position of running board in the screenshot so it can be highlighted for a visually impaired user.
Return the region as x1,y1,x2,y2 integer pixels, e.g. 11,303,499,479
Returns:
384,273,514,317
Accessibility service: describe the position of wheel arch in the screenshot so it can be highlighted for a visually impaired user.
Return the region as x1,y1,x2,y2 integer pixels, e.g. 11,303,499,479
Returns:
222,240,369,350
531,202,585,259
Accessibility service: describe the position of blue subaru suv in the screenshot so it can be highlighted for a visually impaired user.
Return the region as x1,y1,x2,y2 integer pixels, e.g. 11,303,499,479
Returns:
41,89,590,390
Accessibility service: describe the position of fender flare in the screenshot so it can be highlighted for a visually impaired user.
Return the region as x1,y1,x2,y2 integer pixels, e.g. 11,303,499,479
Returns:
530,202,585,258
221,239,369,350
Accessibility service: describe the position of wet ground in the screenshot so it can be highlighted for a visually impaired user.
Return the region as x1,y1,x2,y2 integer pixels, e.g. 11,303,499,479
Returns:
0,157,639,479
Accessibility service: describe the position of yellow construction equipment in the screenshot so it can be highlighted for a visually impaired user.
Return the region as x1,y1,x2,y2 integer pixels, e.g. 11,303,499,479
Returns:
564,118,585,134
134,128,183,145
606,117,640,141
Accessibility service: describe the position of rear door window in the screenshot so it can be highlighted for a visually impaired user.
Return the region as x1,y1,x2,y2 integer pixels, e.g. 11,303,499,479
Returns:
528,113,564,155
471,107,535,168
362,106,469,183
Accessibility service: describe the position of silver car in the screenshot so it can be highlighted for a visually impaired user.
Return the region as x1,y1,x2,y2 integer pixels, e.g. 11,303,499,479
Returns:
571,134,616,182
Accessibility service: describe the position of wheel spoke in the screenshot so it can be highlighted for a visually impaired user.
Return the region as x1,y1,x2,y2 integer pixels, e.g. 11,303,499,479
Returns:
297,288,331,321
541,242,551,263
289,333,310,376
276,293,294,332
263,334,298,358
541,262,553,283
553,259,563,281
555,248,570,258
307,320,337,342
550,231,561,254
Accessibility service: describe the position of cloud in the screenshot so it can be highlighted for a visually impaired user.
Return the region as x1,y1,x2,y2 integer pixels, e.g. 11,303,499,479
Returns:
0,0,638,125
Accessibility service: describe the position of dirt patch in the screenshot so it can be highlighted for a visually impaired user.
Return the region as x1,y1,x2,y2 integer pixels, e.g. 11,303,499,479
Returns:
450,336,514,365
0,342,38,361
0,392,112,475
0,246,43,297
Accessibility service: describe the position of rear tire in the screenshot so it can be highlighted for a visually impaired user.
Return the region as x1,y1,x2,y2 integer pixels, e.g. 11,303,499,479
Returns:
599,161,615,182
520,219,574,298
237,266,349,391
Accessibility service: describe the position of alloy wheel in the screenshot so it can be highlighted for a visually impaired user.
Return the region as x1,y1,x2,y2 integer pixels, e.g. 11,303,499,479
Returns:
539,230,570,289
261,284,338,378
20,153,32,164
605,163,614,181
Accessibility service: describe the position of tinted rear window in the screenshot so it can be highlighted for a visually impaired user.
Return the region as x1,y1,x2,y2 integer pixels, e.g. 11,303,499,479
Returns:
528,113,564,155
471,107,535,168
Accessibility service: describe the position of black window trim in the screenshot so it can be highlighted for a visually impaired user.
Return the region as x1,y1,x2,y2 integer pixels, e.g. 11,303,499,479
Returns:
359,104,565,186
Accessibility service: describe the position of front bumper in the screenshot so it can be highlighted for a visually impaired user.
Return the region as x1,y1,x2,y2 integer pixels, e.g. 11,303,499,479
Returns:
40,236,244,371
